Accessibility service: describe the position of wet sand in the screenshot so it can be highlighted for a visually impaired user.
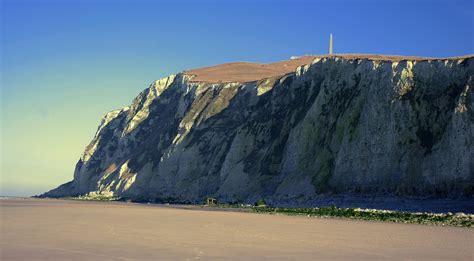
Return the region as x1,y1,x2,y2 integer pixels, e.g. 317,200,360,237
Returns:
1,198,472,260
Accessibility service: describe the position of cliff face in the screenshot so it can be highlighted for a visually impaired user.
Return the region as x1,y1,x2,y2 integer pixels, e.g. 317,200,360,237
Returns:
43,56,474,204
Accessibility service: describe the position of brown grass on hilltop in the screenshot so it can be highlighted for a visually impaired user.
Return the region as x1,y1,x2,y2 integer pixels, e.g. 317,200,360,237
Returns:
184,54,473,83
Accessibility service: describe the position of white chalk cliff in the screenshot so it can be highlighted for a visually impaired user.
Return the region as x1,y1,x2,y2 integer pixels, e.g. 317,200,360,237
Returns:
43,55,474,204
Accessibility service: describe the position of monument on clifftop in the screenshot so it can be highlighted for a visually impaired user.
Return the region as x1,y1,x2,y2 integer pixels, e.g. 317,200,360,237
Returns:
329,33,333,55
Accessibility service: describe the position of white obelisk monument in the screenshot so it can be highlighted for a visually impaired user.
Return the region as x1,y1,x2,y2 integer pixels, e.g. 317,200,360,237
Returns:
329,33,333,55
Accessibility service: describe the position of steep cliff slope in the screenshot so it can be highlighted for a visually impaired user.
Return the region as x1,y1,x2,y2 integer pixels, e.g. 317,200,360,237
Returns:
43,55,474,204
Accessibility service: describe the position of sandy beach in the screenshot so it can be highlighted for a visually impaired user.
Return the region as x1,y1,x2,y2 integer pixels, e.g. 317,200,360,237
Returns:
1,198,472,260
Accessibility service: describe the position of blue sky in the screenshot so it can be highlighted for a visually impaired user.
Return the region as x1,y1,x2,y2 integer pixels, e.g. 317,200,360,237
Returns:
1,0,473,196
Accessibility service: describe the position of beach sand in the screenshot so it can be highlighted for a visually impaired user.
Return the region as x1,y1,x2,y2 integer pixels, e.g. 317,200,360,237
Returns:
1,198,472,260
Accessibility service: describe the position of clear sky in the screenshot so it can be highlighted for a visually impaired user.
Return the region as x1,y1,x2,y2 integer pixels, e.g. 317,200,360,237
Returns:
1,0,473,196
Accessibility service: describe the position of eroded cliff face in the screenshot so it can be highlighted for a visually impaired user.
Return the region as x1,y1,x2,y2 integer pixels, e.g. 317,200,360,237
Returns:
43,56,474,203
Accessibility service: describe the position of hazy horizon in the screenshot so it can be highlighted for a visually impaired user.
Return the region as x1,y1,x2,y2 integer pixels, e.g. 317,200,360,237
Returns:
1,0,473,197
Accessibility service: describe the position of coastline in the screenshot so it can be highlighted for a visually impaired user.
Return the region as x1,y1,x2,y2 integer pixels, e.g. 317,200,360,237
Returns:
5,197,472,227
